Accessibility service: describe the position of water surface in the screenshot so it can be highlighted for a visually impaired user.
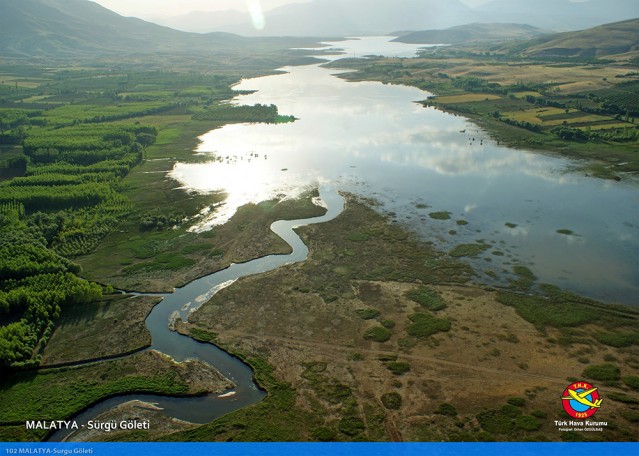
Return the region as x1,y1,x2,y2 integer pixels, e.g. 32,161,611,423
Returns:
170,37,638,305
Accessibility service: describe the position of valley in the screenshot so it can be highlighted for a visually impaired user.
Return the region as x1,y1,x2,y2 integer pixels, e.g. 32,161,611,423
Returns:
0,0,638,446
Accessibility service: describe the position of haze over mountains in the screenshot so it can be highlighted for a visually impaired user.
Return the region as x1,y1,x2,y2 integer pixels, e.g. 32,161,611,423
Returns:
1,0,638,60
156,0,639,36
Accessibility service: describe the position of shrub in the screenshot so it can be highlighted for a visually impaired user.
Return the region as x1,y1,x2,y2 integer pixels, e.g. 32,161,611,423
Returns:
364,326,392,343
338,416,365,436
607,392,639,404
313,426,337,441
429,211,451,220
386,361,410,375
516,415,541,431
623,375,639,391
620,410,639,423
594,332,639,348
407,313,451,338
381,392,402,410
449,243,490,258
381,319,396,329
434,403,457,417
355,308,380,320
582,363,621,382
476,410,515,435
507,397,526,407
406,286,447,311
531,410,547,419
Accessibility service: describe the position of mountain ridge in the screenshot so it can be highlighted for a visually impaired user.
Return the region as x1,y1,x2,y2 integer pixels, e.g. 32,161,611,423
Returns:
0,0,248,58
393,23,546,45
513,17,639,58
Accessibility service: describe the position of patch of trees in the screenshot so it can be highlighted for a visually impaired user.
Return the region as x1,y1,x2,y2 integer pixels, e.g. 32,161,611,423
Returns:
499,117,541,133
452,76,505,95
0,183,113,212
139,211,186,232
550,125,638,143
192,103,287,123
550,126,588,141
0,209,102,370
524,95,566,110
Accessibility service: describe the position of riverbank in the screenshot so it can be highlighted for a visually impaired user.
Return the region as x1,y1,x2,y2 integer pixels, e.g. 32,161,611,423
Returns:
167,196,639,442
0,350,233,441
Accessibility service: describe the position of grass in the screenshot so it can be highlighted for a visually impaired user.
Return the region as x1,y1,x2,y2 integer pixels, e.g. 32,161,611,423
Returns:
0,351,216,431
40,295,159,365
163,355,321,442
79,184,325,291
496,287,639,331
347,232,370,242
511,265,537,290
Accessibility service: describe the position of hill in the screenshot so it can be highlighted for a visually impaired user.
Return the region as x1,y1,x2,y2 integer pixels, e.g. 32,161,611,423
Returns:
0,0,315,60
513,18,639,58
393,23,546,45
476,0,639,31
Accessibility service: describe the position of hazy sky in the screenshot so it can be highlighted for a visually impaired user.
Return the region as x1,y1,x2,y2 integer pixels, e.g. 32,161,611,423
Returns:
91,0,495,19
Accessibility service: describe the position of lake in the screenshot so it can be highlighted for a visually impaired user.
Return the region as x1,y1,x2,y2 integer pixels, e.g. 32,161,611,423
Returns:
170,37,639,305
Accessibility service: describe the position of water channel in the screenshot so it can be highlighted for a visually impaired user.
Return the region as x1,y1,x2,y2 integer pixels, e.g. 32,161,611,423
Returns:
49,187,344,441
51,36,638,440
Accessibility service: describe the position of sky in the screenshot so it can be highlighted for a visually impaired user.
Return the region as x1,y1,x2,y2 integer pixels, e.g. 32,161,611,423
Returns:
90,0,495,19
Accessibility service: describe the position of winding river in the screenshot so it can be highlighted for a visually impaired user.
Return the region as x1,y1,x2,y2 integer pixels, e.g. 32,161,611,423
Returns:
49,186,345,441
51,36,638,440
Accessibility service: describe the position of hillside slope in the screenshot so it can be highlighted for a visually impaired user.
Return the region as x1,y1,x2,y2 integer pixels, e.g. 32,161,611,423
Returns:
394,23,546,45
515,18,639,58
0,0,276,58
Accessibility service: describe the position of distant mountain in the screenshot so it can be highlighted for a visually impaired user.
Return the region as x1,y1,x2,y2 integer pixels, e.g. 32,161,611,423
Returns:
156,10,249,35
512,18,639,58
155,0,639,36
174,0,475,37
0,0,252,58
393,23,546,45
476,0,639,31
